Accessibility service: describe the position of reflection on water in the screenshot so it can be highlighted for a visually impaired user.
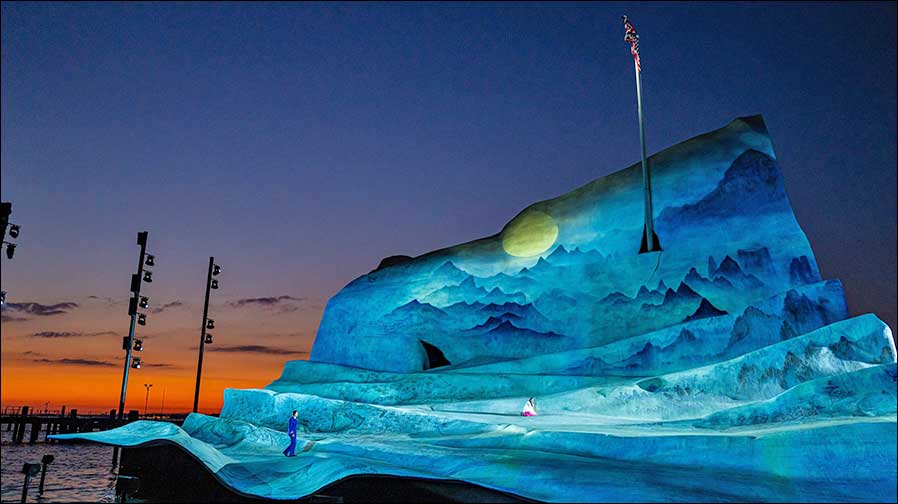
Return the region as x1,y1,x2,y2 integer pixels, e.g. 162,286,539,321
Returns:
0,428,116,503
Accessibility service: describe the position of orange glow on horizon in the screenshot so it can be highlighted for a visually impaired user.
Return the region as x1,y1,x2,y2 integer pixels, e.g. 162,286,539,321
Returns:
0,283,321,415
1,357,290,415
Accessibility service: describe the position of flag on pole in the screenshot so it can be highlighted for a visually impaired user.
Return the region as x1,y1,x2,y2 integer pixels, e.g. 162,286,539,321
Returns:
622,15,641,72
622,14,661,254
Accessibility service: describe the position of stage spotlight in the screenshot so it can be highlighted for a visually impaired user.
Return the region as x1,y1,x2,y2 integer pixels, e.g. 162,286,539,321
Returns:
145,254,155,267
204,333,213,344
211,279,219,290
206,319,215,330
139,296,149,309
143,271,153,283
137,313,147,326
9,225,20,238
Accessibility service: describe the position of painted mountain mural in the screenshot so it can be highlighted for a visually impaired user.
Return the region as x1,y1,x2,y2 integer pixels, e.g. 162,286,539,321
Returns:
55,116,897,503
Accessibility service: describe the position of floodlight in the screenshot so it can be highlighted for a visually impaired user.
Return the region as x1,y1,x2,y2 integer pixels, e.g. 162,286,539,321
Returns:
133,339,143,351
5,243,15,259
143,271,153,283
211,279,219,290
206,319,215,330
212,264,221,276
131,357,142,369
9,224,20,238
145,254,155,267
139,297,149,309
137,313,147,326
205,333,213,344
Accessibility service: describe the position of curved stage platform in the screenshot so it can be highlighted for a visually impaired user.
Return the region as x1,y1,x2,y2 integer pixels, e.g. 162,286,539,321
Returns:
119,443,532,503
55,116,898,502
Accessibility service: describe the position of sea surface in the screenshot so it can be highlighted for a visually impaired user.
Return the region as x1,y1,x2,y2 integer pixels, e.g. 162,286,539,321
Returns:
0,427,116,503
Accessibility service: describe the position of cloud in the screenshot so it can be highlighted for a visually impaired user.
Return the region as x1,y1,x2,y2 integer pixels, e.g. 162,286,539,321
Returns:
206,344,308,356
29,330,118,339
142,362,179,369
86,295,118,305
151,301,185,314
1,301,79,320
226,295,307,315
30,331,83,338
228,296,306,308
31,357,116,367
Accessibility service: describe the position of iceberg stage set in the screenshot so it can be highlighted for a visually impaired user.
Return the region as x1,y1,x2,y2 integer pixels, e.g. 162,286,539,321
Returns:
54,116,897,502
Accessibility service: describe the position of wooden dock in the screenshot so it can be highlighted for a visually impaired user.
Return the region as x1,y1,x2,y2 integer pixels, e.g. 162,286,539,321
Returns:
1,405,185,444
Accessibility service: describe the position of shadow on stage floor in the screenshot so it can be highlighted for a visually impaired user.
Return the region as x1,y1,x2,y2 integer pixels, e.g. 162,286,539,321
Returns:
120,443,535,503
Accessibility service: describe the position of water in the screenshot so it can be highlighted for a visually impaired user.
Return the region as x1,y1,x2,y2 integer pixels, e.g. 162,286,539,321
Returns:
0,427,116,503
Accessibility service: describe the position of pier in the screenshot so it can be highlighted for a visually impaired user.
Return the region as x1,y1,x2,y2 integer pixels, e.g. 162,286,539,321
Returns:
1,405,185,444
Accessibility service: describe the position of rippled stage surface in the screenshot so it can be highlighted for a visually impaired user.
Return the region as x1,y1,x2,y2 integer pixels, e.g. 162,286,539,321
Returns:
55,116,897,502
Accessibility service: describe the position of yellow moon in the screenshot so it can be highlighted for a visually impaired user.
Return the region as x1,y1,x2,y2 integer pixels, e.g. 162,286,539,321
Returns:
501,210,559,257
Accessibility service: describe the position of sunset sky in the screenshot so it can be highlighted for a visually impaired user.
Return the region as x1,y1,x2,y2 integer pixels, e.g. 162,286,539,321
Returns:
2,2,895,414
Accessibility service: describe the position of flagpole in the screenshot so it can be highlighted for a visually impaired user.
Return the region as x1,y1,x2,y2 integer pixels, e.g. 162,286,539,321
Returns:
623,15,661,254
635,57,656,253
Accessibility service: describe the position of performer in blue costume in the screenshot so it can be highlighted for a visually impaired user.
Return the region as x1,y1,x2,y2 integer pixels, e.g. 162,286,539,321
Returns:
283,410,298,457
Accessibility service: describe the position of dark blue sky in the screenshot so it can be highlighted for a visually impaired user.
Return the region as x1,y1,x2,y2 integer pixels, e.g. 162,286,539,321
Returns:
3,2,896,338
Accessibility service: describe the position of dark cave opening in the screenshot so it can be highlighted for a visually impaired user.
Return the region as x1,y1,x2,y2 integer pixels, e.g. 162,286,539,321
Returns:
420,340,451,369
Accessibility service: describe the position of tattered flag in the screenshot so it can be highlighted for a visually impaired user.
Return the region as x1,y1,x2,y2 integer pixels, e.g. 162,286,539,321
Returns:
622,15,641,72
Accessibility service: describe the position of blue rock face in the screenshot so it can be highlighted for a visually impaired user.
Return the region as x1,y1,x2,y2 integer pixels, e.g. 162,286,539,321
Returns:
53,116,897,503
310,115,822,371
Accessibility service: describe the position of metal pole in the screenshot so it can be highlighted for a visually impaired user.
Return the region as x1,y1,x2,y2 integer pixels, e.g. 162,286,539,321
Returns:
192,256,214,413
1,202,10,245
38,455,54,495
117,314,138,418
39,466,47,495
113,231,147,471
635,58,655,252
143,384,152,417
20,474,30,504
118,232,148,420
